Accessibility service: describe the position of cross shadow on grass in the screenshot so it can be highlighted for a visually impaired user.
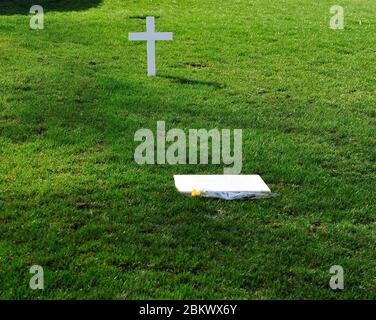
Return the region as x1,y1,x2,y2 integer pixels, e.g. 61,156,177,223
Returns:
160,75,226,89
0,0,102,15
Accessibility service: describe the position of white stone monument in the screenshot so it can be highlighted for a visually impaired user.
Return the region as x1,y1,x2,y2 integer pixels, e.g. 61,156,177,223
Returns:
129,16,173,76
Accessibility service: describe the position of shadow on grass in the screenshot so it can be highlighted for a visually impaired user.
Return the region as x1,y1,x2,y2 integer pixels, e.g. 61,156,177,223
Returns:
0,0,102,15
160,75,226,89
128,15,161,20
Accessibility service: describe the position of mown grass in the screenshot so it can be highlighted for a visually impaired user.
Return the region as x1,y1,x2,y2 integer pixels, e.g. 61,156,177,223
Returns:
0,0,375,299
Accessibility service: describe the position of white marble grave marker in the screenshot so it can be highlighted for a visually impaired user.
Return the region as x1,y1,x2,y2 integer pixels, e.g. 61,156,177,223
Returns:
129,16,173,76
174,175,271,194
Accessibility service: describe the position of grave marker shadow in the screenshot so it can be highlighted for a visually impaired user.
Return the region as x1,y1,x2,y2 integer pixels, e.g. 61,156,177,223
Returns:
160,75,225,89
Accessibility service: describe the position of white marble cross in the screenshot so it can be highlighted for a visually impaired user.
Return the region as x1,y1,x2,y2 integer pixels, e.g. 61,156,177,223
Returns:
129,17,173,76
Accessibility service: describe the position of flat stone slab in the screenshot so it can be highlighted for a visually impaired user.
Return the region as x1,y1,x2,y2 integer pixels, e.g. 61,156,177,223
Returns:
174,175,271,194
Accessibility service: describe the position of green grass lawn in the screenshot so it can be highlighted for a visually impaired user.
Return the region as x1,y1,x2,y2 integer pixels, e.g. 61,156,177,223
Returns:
0,0,375,299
